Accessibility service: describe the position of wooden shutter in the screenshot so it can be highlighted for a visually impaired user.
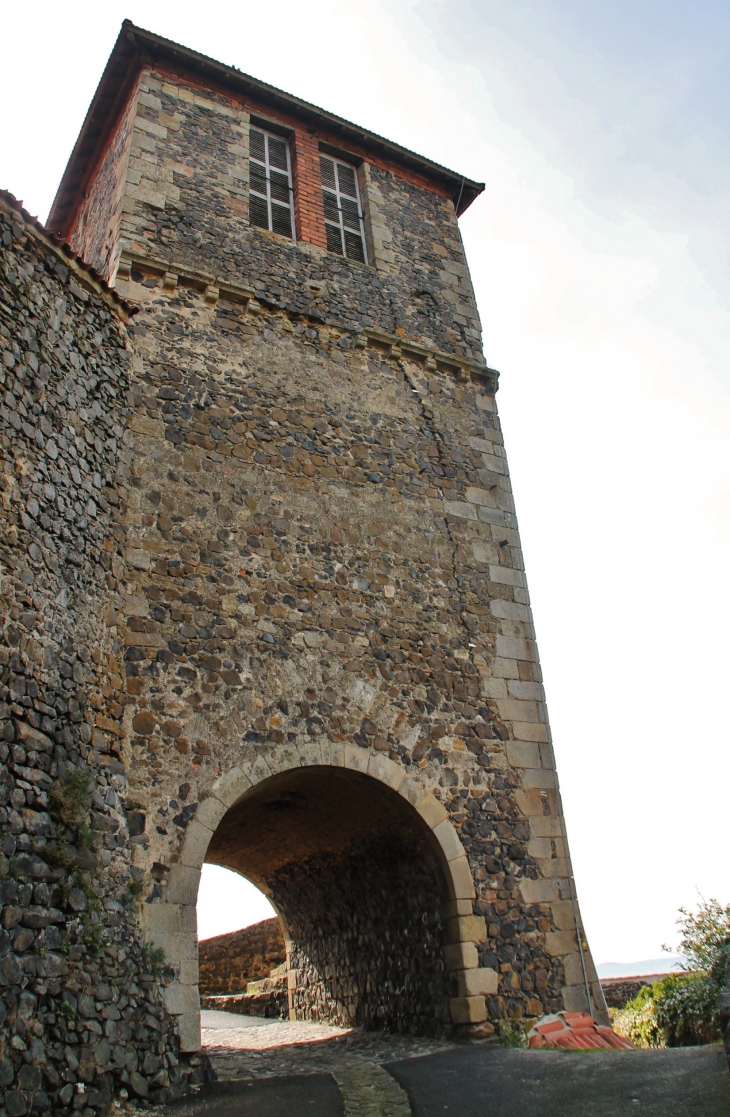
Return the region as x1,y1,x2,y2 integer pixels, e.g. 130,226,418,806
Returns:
249,127,295,239
319,154,367,263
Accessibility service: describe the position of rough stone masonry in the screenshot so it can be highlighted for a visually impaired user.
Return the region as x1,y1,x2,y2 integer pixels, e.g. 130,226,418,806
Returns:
0,18,605,1116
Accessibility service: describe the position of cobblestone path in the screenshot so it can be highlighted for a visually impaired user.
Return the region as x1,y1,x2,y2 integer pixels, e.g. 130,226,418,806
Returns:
202,1013,454,1114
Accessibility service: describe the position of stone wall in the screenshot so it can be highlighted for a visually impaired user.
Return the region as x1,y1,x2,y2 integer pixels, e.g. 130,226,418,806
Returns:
0,194,206,1112
274,830,451,1034
198,918,284,995
70,66,484,367
114,253,602,1036
599,976,669,1010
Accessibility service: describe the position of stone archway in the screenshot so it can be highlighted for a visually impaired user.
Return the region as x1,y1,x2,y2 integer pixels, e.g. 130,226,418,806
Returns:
142,749,495,1051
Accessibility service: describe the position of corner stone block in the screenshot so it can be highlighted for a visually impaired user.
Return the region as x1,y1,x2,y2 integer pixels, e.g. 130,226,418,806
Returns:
521,769,556,790
177,1013,201,1053
416,792,448,830
457,967,499,997
367,752,406,792
444,941,479,971
179,820,213,869
211,767,252,809
165,864,201,906
432,819,466,863
447,915,487,946
505,742,542,769
178,957,199,986
562,984,590,1014
344,744,369,774
563,950,590,987
545,930,576,957
552,900,580,932
449,995,487,1025
163,981,200,1016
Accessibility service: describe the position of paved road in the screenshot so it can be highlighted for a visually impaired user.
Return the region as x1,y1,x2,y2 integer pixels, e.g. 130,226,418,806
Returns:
388,1044,730,1116
190,1013,730,1116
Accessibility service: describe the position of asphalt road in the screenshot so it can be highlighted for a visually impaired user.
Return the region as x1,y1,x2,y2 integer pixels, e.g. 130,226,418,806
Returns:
176,1043,730,1117
388,1044,730,1117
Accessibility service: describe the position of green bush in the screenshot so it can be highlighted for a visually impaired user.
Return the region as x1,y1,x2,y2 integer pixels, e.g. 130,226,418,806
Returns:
613,899,730,1048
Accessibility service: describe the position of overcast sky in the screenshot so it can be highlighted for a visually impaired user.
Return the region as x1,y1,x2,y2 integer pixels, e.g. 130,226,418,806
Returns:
3,0,729,966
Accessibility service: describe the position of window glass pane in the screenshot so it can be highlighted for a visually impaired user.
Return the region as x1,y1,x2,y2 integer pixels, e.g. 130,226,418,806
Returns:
249,126,294,239
322,193,340,224
250,129,266,163
270,171,290,203
344,230,365,262
341,197,360,231
249,194,269,230
271,203,293,238
326,223,344,255
250,166,268,196
336,163,358,198
320,156,337,192
268,136,289,171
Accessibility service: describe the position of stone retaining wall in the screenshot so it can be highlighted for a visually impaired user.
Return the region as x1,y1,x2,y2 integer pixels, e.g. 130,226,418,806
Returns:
198,918,285,995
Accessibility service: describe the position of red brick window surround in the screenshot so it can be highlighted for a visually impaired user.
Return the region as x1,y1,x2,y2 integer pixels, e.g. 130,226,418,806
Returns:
289,129,328,251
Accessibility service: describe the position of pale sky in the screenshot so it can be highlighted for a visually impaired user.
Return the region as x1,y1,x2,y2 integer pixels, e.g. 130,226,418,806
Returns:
4,0,729,966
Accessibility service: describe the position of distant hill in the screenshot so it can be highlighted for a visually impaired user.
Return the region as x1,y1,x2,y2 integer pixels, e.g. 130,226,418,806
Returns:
199,917,286,995
596,956,687,979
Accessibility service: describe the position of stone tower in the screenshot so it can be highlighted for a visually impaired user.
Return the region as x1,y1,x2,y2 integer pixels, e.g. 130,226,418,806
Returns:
0,19,605,1107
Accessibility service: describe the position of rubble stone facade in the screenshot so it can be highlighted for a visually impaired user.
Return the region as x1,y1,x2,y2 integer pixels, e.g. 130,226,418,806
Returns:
0,20,605,1115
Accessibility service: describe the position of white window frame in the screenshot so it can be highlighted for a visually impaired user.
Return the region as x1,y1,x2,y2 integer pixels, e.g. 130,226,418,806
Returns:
320,154,368,264
249,126,296,241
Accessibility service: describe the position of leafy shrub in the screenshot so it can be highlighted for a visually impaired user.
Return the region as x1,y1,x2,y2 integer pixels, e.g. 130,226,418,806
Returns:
613,899,730,1048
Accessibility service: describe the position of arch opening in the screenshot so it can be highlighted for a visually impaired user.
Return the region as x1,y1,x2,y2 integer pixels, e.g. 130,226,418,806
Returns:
204,766,454,1036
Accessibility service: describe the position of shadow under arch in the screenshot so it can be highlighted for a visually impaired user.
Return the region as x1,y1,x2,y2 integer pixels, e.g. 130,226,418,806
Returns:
145,752,489,1051
206,765,453,1033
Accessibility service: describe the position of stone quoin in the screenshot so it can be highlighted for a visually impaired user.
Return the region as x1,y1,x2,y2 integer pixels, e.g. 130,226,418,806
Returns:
0,19,606,1113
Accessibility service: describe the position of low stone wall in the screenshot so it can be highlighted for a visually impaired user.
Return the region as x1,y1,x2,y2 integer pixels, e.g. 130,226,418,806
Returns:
202,980,288,1021
198,918,285,995
600,975,674,1009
